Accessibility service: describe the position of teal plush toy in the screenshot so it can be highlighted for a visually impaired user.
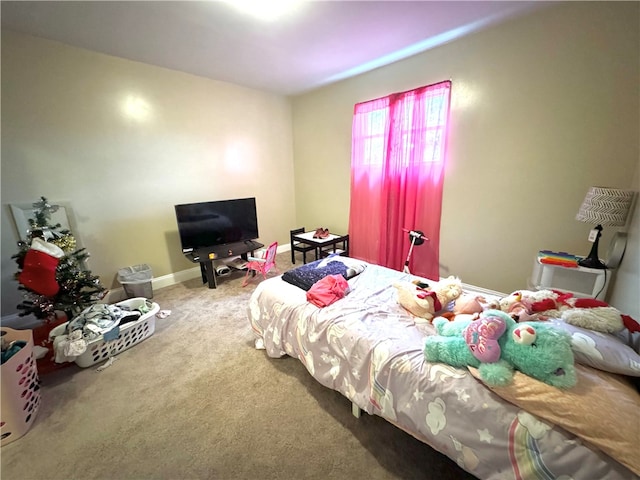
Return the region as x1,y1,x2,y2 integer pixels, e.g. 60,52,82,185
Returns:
424,309,576,388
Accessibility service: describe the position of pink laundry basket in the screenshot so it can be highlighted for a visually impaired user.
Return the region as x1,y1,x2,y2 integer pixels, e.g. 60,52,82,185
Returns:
1,327,41,446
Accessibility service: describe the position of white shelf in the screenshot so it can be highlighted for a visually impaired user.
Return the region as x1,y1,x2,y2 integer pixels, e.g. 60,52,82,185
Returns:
531,257,611,300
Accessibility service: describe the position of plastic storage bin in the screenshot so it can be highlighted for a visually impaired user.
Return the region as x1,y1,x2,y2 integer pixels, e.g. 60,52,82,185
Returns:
118,264,153,299
49,297,160,368
1,328,41,446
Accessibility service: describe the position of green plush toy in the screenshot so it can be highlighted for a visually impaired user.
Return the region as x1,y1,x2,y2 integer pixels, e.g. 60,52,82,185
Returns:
424,309,576,388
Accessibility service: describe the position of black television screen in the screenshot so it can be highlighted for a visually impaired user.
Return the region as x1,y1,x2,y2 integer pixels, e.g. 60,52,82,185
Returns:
174,198,259,252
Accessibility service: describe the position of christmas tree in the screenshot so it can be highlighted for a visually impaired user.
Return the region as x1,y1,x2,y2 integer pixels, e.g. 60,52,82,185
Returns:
12,197,106,321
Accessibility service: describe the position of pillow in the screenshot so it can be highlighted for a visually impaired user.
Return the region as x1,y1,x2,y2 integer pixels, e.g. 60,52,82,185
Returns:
469,365,640,477
548,319,640,377
282,261,347,291
615,329,640,354
281,257,368,291
317,255,367,278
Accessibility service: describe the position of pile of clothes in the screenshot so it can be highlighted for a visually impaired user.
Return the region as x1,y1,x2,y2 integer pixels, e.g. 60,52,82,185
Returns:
52,301,152,363
281,255,368,308
1,337,27,364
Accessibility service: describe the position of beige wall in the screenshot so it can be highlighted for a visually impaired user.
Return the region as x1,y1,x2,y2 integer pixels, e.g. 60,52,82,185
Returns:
291,2,640,312
2,2,638,319
1,30,296,315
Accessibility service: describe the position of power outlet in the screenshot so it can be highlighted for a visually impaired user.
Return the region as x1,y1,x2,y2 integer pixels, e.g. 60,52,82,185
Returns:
588,229,599,243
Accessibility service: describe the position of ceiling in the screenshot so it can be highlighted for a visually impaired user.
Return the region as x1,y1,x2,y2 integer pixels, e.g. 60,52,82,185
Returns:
1,1,548,96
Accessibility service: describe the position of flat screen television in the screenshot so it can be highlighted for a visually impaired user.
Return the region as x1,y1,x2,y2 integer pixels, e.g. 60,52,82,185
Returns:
174,197,259,253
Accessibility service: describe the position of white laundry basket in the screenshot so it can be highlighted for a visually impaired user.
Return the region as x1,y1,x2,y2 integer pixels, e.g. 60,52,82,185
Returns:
49,298,160,368
1,327,41,446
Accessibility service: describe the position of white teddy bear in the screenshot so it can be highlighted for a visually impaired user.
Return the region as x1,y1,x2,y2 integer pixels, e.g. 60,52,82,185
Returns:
394,276,463,323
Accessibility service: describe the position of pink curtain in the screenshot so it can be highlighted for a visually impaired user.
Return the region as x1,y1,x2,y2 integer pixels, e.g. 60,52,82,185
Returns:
348,81,451,280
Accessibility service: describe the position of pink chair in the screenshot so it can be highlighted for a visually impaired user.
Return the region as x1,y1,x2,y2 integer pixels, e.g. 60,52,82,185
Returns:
242,241,278,287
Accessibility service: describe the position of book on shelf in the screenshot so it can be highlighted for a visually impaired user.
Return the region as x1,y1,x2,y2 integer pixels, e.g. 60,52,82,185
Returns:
537,250,578,268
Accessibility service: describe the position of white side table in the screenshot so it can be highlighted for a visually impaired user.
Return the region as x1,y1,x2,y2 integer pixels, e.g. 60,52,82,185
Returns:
530,257,611,300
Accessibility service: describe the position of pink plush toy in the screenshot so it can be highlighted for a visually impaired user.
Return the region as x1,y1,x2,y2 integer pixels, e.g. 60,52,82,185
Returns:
438,293,490,322
454,294,486,315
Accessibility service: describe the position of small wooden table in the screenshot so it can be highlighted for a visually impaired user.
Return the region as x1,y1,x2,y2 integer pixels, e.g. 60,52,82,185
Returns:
291,231,346,264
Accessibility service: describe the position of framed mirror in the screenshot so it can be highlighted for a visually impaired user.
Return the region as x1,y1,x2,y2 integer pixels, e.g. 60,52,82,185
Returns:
9,201,82,247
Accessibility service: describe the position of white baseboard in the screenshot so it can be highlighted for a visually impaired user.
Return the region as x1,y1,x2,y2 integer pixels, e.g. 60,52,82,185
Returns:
103,265,203,304
460,282,506,299
2,243,294,328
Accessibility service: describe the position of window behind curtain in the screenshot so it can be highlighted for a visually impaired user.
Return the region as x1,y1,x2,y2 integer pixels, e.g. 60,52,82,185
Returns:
348,80,451,279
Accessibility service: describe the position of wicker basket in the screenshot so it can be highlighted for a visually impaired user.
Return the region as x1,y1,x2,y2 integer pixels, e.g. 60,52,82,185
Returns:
1,328,41,446
49,298,159,368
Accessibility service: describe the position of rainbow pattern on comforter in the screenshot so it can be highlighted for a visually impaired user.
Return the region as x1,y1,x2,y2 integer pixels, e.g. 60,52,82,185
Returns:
248,263,636,480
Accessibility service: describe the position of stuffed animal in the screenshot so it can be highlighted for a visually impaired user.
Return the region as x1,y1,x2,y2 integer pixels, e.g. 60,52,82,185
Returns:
424,309,576,388
499,289,571,320
622,314,640,333
438,293,489,322
500,290,629,334
394,276,462,322
560,302,624,333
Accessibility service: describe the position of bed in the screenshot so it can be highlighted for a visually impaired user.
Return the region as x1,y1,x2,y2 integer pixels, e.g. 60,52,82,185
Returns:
247,259,639,480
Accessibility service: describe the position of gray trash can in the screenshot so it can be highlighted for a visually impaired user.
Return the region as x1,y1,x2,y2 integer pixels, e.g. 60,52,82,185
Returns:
118,264,153,299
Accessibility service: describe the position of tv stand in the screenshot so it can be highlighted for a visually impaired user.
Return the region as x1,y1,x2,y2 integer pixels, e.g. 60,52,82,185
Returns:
184,240,264,289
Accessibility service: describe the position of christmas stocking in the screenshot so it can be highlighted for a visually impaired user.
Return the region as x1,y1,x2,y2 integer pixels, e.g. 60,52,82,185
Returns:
18,237,65,297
